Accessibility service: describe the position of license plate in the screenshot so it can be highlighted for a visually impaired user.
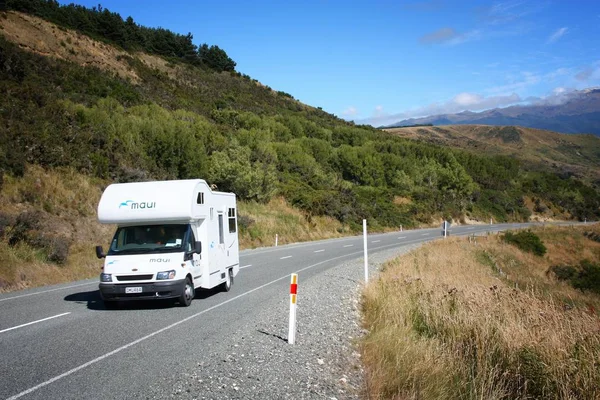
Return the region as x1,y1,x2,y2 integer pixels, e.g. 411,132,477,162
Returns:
125,287,143,294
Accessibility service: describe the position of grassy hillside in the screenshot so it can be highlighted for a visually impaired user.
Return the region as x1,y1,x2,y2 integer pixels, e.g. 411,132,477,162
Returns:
385,125,600,187
0,6,599,291
361,224,600,399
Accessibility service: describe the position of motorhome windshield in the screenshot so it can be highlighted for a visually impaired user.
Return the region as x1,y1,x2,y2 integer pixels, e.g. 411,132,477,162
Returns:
108,224,191,255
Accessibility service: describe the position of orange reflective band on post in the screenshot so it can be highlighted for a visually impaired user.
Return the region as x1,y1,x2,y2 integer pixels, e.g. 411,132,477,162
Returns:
291,294,297,304
291,274,297,285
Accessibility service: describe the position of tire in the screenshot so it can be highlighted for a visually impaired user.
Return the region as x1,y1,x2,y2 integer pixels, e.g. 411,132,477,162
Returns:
179,277,194,307
221,268,233,292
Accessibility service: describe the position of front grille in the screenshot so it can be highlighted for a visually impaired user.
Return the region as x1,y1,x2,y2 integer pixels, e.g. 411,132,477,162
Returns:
116,274,153,281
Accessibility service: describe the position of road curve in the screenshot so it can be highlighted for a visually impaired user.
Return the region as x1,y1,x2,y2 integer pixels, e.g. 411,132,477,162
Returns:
0,222,572,399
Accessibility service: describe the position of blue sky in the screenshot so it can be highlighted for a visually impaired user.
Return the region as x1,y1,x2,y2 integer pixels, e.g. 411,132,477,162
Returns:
60,0,600,126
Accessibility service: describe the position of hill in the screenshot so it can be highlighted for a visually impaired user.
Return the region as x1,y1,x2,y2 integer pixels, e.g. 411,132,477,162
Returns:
385,125,600,186
0,5,599,291
386,88,600,136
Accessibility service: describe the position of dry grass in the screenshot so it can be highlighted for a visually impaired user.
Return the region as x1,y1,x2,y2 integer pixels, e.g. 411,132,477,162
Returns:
0,165,112,291
0,167,355,291
0,11,144,82
361,226,600,399
238,197,350,248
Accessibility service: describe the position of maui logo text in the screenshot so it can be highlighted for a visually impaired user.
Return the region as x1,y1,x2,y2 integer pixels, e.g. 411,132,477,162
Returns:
119,200,157,210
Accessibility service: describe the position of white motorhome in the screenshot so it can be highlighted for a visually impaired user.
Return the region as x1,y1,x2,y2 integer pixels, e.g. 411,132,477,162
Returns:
95,179,239,307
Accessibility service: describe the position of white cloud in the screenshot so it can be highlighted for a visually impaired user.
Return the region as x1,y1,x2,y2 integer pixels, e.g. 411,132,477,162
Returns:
359,92,521,126
373,105,385,117
342,106,358,117
419,27,481,45
487,71,541,94
575,67,594,81
547,27,568,43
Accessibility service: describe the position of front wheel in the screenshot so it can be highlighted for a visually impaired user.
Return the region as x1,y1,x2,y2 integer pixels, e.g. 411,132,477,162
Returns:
221,269,233,292
179,277,194,307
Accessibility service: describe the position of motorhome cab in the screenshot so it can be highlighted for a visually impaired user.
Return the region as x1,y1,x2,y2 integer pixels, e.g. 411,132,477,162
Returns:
95,179,239,307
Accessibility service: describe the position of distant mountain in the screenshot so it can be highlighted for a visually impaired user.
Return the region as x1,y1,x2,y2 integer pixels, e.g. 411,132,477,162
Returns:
386,88,600,136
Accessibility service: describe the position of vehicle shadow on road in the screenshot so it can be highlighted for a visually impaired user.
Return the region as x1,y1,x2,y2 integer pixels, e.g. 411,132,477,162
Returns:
64,290,179,311
194,287,223,300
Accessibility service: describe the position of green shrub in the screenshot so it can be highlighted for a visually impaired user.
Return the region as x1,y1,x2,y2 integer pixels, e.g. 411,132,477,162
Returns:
550,265,577,280
502,230,547,256
572,260,600,294
551,260,600,294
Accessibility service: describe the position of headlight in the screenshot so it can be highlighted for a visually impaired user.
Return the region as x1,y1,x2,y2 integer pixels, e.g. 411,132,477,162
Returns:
156,270,176,280
100,273,112,282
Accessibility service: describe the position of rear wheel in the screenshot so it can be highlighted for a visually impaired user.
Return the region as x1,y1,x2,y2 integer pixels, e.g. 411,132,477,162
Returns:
179,277,194,307
221,268,233,292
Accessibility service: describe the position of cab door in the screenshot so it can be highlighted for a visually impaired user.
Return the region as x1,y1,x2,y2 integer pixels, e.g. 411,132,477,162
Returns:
184,226,202,286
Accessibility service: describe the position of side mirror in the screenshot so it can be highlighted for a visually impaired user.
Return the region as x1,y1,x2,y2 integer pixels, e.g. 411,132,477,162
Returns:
95,245,106,259
194,241,202,254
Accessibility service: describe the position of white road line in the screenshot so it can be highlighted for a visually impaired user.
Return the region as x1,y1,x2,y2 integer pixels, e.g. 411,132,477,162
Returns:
467,227,475,230
0,282,96,302
371,240,381,243
314,249,325,253
239,265,252,269
0,313,71,334
343,244,354,248
5,248,391,400
398,236,406,239
421,233,430,236
280,256,292,260
10,233,481,400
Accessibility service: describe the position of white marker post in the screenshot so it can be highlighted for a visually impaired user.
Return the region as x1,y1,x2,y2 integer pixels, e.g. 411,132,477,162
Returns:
490,218,493,225
400,225,403,232
275,234,279,247
288,273,298,345
363,219,369,283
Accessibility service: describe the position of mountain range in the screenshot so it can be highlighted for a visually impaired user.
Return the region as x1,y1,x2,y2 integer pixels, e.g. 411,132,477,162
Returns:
386,88,600,136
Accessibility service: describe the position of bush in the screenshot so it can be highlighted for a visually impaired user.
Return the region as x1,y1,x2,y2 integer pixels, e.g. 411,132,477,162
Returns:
573,260,600,294
8,211,43,246
7,210,70,264
502,230,547,256
237,214,255,231
46,236,70,264
0,212,14,237
551,260,600,294
550,265,577,281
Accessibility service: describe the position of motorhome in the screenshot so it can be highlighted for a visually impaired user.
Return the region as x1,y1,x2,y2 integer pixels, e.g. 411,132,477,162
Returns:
95,179,239,307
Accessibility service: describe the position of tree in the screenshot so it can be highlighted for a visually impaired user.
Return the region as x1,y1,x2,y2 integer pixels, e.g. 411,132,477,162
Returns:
199,44,236,72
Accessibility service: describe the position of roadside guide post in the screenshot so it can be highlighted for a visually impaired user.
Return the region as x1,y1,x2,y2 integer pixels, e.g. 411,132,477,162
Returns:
288,273,298,344
442,221,450,238
363,219,369,283
275,234,278,247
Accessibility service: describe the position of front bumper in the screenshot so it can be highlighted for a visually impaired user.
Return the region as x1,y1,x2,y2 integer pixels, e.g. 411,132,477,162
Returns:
99,279,186,301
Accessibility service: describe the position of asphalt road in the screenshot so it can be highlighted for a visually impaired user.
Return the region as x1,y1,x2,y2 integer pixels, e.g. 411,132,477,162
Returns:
0,222,566,399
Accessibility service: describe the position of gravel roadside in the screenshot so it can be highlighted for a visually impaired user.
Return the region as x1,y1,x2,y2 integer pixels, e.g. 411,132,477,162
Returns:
148,244,420,400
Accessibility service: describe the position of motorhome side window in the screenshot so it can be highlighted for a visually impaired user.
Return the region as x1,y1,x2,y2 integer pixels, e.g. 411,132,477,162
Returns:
228,208,236,233
196,192,204,205
218,214,224,244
